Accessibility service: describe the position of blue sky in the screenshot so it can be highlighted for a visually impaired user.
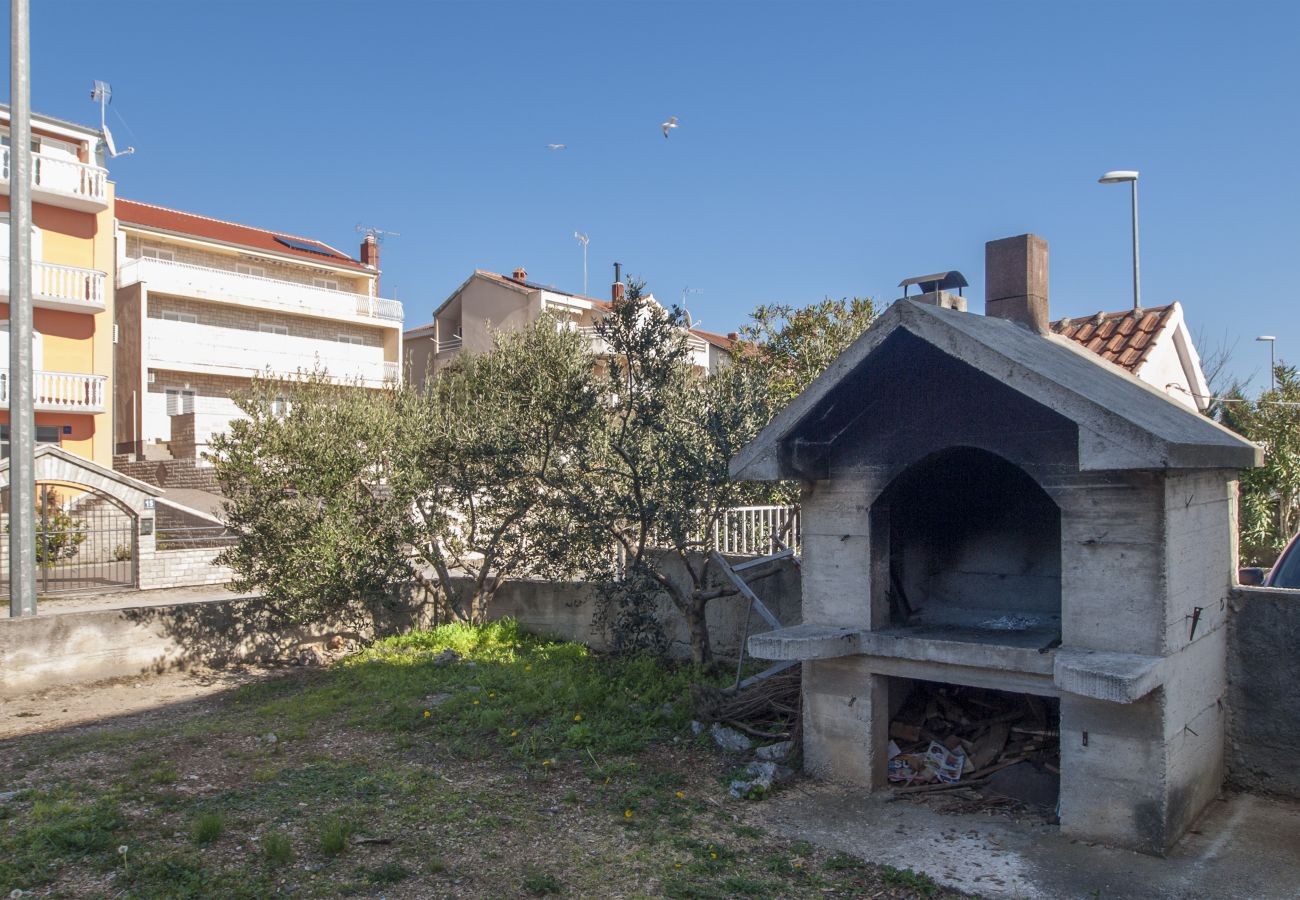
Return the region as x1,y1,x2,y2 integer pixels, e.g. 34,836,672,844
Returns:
6,1,1297,389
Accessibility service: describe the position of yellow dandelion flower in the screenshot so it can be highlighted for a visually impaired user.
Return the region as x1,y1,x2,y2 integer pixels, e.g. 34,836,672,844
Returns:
674,863,682,870
525,665,532,672
794,861,802,869
510,730,518,737
710,853,717,859
573,714,582,722
675,791,685,799
488,692,495,699
423,710,431,718
542,759,551,766
473,700,480,706
624,809,633,818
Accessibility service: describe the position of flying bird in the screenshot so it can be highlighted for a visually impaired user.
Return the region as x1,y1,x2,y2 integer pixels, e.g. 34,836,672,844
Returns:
546,143,567,151
661,116,678,139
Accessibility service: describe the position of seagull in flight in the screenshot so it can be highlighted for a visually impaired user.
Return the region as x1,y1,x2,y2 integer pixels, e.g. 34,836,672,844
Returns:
546,143,567,151
661,116,678,139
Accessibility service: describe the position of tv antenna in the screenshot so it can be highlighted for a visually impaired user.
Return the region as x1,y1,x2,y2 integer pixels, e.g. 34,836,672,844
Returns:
574,232,589,295
90,80,134,158
681,287,704,328
356,224,401,243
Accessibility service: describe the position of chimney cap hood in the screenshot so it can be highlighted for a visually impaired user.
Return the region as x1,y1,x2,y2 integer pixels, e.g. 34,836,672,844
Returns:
899,271,968,293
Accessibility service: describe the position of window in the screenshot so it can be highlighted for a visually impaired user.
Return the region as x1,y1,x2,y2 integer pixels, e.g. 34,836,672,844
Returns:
313,278,341,291
259,323,289,336
165,388,195,416
0,425,61,459
236,263,266,277
142,247,175,261
160,310,198,324
337,334,365,345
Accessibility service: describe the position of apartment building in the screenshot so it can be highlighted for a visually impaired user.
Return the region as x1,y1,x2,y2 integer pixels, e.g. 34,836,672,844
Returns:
113,201,403,460
0,106,115,468
405,265,733,391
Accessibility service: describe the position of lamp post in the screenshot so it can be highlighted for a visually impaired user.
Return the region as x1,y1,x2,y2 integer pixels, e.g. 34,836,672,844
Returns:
1098,170,1141,312
1257,335,1277,392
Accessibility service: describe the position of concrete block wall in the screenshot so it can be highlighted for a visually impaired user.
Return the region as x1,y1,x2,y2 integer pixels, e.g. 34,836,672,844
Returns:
1226,586,1300,798
113,456,221,492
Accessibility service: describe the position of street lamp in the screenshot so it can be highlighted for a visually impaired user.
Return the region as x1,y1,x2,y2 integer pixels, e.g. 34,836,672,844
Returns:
1098,170,1141,312
1257,335,1277,392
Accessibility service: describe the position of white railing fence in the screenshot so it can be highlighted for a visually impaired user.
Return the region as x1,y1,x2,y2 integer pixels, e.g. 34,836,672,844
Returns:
612,505,800,570
119,256,404,323
0,146,108,205
0,369,107,411
0,258,107,308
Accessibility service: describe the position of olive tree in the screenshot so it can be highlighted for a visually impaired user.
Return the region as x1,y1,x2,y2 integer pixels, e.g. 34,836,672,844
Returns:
565,286,772,667
393,318,607,623
210,373,411,626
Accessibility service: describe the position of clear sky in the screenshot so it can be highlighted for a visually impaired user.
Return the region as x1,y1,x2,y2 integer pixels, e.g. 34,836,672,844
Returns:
6,1,1297,389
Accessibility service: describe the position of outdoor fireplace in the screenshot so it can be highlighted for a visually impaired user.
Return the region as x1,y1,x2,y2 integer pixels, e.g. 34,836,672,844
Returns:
732,234,1260,854
876,446,1061,649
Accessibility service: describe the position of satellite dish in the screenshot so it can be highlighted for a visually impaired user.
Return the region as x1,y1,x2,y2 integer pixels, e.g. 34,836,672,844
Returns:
100,124,134,159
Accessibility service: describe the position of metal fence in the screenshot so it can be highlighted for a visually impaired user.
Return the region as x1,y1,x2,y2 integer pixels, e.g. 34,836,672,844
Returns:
1,484,136,595
702,505,800,556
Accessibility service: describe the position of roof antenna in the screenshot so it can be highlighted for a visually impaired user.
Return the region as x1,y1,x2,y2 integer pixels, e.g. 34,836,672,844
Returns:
681,286,703,328
90,81,134,158
355,224,401,243
574,232,589,295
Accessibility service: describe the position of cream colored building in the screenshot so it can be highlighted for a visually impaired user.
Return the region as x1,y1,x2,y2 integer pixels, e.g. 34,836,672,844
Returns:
405,266,733,391
0,106,115,468
114,200,403,458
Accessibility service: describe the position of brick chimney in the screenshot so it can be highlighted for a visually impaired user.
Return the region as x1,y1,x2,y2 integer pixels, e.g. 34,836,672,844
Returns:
360,234,380,292
512,266,528,281
985,234,1049,334
612,261,625,302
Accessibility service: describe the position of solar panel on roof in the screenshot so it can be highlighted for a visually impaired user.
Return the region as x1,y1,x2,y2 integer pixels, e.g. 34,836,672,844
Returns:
274,235,340,258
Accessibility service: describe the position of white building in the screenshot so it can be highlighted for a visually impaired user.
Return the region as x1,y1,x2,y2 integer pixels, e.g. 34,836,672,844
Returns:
113,199,403,459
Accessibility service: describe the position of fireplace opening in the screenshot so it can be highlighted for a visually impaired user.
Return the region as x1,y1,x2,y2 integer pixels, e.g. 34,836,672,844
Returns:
873,446,1061,649
887,677,1060,816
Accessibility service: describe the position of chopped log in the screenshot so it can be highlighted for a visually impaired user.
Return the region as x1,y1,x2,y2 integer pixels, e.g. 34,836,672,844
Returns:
970,722,1010,770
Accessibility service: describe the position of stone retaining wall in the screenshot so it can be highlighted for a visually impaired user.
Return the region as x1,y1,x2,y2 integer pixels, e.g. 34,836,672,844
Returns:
139,547,234,591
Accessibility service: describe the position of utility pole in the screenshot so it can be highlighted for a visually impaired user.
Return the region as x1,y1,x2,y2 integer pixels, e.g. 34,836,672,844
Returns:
9,0,37,617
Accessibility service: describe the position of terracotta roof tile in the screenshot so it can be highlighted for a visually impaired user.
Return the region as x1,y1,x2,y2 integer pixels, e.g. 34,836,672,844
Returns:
1051,303,1176,374
116,198,369,271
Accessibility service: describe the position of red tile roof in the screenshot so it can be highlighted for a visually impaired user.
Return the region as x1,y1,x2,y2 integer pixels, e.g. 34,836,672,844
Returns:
476,269,612,308
116,198,369,271
1051,304,1176,374
690,328,736,351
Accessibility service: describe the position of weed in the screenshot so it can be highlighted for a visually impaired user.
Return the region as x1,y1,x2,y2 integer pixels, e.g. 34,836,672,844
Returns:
318,817,357,856
365,861,411,884
731,824,763,838
262,830,293,866
522,869,564,895
428,857,448,874
824,851,864,871
191,811,224,845
880,863,941,896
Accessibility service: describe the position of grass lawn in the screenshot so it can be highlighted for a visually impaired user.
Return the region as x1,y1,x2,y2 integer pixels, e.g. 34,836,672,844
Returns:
0,621,959,898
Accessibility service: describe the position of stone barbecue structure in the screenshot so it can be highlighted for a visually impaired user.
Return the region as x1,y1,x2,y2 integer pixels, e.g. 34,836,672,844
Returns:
732,234,1260,854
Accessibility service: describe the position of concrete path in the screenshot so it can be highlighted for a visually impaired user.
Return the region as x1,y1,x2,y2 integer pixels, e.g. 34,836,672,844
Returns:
755,782,1300,899
0,584,250,618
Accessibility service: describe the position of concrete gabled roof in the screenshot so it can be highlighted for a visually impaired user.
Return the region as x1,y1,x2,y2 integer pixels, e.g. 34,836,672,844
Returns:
731,301,1261,480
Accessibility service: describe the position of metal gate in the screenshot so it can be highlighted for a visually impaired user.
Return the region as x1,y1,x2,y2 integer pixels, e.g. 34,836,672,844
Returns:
1,482,137,594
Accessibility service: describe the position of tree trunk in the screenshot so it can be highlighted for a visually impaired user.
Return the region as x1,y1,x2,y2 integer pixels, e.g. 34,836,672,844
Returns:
685,595,712,668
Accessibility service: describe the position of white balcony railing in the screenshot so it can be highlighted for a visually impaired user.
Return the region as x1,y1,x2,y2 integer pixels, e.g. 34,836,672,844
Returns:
147,318,396,385
574,324,710,365
0,146,109,211
0,369,107,413
436,336,462,353
118,256,404,324
0,257,107,313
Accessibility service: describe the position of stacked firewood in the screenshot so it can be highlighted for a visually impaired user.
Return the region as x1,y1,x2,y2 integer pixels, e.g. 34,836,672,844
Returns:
887,684,1059,792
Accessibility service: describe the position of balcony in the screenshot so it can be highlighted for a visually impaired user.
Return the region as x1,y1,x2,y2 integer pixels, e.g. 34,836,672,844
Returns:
574,324,711,367
0,258,107,313
119,257,403,326
0,369,106,413
146,318,398,386
0,147,109,213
